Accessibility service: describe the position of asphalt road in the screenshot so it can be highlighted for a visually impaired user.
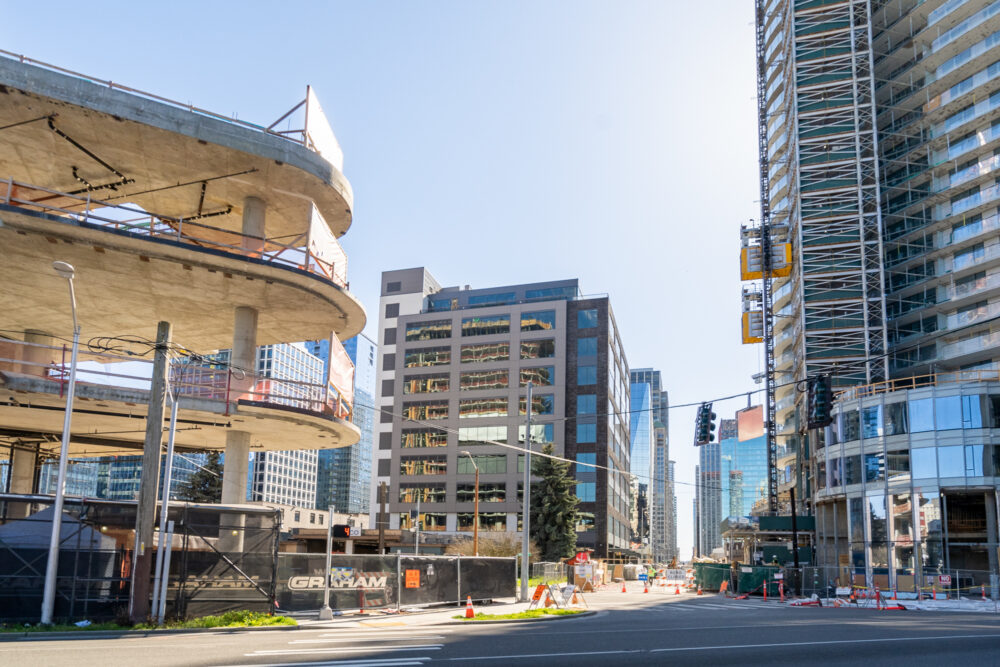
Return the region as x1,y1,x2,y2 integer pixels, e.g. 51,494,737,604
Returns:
4,591,1000,666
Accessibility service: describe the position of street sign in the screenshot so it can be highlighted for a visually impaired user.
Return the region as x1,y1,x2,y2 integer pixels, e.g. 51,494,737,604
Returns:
638,573,648,582
349,527,361,537
939,575,952,585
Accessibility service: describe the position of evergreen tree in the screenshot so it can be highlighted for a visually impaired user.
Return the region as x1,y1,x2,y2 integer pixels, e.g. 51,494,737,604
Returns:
529,443,579,561
176,451,223,503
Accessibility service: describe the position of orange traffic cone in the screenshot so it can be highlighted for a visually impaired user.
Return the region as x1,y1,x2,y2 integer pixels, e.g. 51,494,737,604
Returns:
697,585,703,596
465,596,475,618
622,581,627,593
983,585,988,601
643,580,649,594
674,585,680,595
892,588,897,601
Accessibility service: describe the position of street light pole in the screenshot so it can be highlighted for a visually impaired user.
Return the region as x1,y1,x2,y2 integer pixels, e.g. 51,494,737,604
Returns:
318,504,334,620
520,382,533,602
461,452,479,556
41,261,79,625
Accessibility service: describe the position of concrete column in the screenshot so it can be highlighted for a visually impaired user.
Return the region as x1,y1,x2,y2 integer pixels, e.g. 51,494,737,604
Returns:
242,196,266,255
221,431,251,506
222,305,258,506
21,330,54,376
6,444,38,518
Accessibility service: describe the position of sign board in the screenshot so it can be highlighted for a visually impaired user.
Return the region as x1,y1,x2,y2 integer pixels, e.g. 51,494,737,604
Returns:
939,575,952,585
664,569,686,583
531,584,547,602
742,567,753,573
638,573,648,582
835,587,851,596
773,573,783,580
404,569,420,588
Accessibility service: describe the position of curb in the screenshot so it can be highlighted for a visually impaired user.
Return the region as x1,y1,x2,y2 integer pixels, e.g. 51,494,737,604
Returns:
0,623,304,642
440,610,597,625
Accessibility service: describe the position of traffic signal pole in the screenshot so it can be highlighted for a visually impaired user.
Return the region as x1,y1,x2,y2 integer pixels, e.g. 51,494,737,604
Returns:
319,505,334,620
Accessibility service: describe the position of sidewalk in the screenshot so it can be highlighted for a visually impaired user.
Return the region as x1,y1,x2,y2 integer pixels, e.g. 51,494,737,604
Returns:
290,596,536,628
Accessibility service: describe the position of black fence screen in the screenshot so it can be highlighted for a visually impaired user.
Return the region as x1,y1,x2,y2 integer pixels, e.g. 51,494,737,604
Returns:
275,554,515,612
0,495,280,624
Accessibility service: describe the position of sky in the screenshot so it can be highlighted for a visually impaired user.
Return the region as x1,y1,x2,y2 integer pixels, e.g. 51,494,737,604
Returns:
3,0,764,559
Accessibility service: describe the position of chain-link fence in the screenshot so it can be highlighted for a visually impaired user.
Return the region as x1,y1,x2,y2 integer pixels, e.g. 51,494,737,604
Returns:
0,494,280,623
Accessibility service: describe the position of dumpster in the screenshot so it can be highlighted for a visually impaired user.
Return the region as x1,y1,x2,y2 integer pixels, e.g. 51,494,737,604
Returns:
692,562,731,592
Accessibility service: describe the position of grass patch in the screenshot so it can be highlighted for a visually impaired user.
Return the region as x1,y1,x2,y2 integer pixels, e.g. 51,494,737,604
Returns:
2,611,296,633
453,609,585,621
517,577,565,589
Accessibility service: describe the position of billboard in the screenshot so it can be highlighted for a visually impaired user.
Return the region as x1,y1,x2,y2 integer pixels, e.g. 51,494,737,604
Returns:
737,405,764,442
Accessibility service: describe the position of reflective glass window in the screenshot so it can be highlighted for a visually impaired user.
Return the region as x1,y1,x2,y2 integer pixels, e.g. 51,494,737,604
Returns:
911,447,937,479
816,461,827,489
519,394,554,415
909,398,935,432
576,482,596,502
399,512,446,531
460,369,509,391
842,410,860,441
578,365,597,385
405,320,451,341
936,396,963,430
519,423,554,443
462,342,510,363
578,394,597,415
965,444,986,476
885,402,908,435
468,292,516,307
520,366,555,386
526,286,579,300
577,423,597,443
458,454,506,475
577,309,599,328
887,450,910,481
456,483,506,503
459,425,507,445
521,310,556,331
401,430,448,448
520,339,555,359
398,484,447,503
862,405,882,438
962,395,985,428
403,401,448,420
938,445,965,477
829,457,843,488
845,455,862,485
869,494,889,569
578,337,598,356
405,347,451,367
461,314,510,336
402,374,450,394
865,452,885,482
399,456,447,475
456,512,508,532
459,397,507,418
576,512,596,532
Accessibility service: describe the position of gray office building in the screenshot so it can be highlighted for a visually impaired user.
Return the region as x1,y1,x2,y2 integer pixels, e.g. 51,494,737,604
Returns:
630,368,675,562
373,268,632,557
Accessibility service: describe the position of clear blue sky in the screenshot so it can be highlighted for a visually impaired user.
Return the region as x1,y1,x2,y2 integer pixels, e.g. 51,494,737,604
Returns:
3,0,763,559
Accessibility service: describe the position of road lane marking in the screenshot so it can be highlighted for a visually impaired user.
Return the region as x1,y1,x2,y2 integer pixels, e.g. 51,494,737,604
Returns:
448,650,643,661
290,637,446,644
220,658,428,667
247,645,442,656
649,633,1000,652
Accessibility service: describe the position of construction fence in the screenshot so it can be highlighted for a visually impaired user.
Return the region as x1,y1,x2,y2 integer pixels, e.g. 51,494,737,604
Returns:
276,553,515,612
0,495,280,623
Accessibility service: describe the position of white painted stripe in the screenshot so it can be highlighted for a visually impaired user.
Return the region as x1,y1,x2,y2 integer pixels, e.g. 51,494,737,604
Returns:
448,650,643,661
248,645,441,656
291,637,446,644
220,659,427,667
650,633,1000,653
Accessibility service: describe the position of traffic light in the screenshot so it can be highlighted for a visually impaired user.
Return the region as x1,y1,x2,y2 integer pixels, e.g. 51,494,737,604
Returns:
694,401,717,445
332,524,351,538
807,374,833,428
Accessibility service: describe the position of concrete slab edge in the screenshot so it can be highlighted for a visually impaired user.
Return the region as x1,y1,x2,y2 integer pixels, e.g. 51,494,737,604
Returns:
440,610,597,625
0,623,304,642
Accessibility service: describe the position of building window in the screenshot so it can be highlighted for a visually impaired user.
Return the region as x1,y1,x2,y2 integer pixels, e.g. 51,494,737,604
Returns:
405,347,451,367
521,310,556,331
402,401,449,420
577,395,597,414
577,365,597,385
519,423,554,443
577,423,596,443
460,369,509,391
401,430,448,448
577,309,598,328
459,397,508,418
462,342,510,363
406,320,452,341
578,337,597,356
459,425,508,445
383,328,397,346
576,482,596,502
399,512,446,531
469,292,516,307
403,374,450,394
576,512,595,532
309,513,316,524
457,512,508,532
520,366,555,386
458,454,506,474
456,483,506,503
386,281,401,293
519,394,554,415
399,456,447,475
399,484,447,503
385,302,400,318
520,339,555,359
462,314,510,336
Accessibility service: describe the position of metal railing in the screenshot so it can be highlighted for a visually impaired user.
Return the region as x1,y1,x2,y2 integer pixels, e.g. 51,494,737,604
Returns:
835,368,1000,401
0,338,351,421
2,178,348,290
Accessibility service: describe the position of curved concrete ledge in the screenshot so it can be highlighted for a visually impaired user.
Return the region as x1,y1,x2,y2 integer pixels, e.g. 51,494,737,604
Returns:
441,610,595,624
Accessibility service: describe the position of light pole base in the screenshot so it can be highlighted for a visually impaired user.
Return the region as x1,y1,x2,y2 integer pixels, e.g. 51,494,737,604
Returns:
318,605,333,620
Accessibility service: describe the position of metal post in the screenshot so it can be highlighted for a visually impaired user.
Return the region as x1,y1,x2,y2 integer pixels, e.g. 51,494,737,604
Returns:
41,262,80,625
461,451,479,557
415,495,421,556
520,382,533,602
152,389,180,623
155,520,174,624
319,505,334,620
378,482,387,555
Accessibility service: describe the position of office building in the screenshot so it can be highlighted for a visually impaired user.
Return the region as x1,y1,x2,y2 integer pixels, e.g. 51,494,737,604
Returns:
629,381,654,551
696,434,722,558
630,368,674,563
313,334,375,514
373,269,632,558
750,0,1000,585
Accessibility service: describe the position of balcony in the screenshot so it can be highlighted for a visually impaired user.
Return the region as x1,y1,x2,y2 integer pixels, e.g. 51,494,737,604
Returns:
0,338,358,457
944,270,1000,300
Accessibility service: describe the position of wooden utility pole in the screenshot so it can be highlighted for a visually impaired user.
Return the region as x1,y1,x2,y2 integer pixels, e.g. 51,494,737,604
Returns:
129,321,171,623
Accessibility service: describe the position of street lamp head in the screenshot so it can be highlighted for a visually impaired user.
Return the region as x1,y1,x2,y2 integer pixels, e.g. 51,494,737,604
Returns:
52,261,75,280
